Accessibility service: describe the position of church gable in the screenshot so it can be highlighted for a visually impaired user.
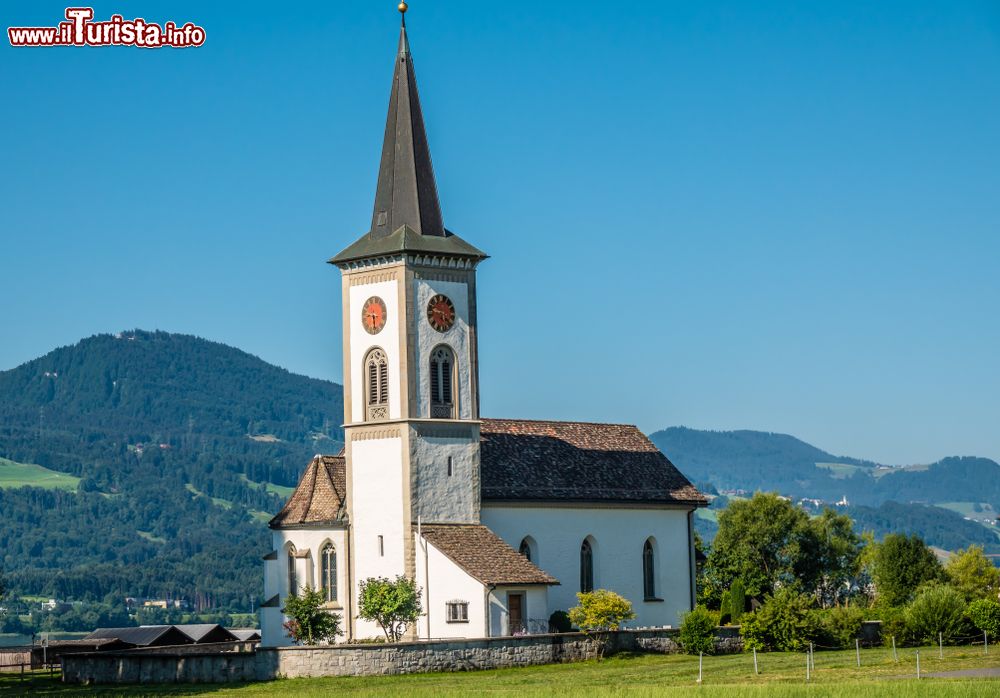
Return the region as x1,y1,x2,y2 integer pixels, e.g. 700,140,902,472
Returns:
479,419,706,505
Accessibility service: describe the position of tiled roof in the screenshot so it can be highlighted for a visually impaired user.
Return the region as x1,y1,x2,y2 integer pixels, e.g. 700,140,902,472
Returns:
418,524,558,586
269,455,347,528
479,419,706,505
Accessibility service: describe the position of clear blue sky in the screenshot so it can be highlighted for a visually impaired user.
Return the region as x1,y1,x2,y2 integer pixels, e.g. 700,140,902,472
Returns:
3,1,999,465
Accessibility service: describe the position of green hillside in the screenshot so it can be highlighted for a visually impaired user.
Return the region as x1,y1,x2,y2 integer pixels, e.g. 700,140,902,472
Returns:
0,457,80,491
654,427,1000,552
0,330,344,612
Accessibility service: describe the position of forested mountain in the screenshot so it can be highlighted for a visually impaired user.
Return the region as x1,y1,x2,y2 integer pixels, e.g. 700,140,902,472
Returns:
0,331,343,610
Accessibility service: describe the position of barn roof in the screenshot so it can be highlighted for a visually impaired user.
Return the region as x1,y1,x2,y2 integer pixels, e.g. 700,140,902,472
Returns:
83,626,193,647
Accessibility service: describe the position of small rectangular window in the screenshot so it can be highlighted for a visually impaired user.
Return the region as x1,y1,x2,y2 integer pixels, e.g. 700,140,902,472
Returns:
446,601,469,623
378,535,384,557
447,456,453,477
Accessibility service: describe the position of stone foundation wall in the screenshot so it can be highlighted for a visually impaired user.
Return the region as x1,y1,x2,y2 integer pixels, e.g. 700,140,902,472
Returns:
62,628,741,685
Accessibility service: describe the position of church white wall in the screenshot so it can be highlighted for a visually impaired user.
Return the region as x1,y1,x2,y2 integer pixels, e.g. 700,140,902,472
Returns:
481,505,694,628
348,279,401,421
260,527,350,647
413,278,472,419
411,432,478,523
415,536,487,639
487,586,549,637
350,436,407,639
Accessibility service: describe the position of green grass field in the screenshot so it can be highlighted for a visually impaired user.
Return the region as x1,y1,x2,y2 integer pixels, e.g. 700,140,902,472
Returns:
0,457,80,491
815,462,866,479
5,645,999,696
239,474,294,499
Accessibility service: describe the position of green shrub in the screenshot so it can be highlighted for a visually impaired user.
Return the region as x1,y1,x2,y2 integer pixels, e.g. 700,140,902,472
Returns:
966,598,1000,640
816,605,865,648
871,604,911,647
282,587,342,645
730,580,746,624
740,587,819,651
904,584,968,645
719,591,732,625
548,610,573,633
679,606,717,655
568,590,636,657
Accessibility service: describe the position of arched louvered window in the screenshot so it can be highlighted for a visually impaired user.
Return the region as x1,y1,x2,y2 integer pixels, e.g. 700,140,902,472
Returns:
321,544,337,603
429,345,456,418
643,538,656,600
287,545,298,597
365,348,389,421
519,538,532,562
580,538,594,593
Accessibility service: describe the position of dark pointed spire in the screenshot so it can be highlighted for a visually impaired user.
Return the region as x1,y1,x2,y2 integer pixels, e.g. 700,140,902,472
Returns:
330,9,487,267
368,17,445,239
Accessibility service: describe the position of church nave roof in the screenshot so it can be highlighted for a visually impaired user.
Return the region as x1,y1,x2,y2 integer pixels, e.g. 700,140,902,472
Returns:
479,419,707,506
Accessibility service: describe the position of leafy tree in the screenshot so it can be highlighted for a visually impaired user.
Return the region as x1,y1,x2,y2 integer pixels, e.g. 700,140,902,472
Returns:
282,586,341,645
873,534,943,606
740,587,819,652
904,584,968,645
966,599,1000,640
357,576,421,643
809,509,862,607
679,606,717,655
568,590,635,657
707,492,860,597
945,545,1000,602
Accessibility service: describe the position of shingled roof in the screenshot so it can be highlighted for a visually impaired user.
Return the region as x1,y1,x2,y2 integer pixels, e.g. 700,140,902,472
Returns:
479,419,706,505
418,524,558,586
269,455,347,528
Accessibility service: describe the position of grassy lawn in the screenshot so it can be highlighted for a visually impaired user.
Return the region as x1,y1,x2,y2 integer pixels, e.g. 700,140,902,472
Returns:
0,457,80,491
5,646,999,697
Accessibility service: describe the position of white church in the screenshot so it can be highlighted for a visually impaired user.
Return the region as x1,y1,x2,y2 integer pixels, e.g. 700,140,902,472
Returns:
260,11,706,646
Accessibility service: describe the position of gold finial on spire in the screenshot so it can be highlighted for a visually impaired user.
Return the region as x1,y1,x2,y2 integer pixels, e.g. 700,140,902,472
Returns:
398,2,408,14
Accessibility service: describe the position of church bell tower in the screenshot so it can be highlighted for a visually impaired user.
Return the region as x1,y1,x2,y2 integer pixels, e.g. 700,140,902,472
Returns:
329,7,488,638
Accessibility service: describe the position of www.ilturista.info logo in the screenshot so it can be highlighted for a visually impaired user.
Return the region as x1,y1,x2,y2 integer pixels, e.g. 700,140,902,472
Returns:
8,7,206,48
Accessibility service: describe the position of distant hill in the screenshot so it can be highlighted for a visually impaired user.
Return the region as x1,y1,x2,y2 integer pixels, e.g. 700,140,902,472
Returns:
652,427,1000,551
0,330,344,609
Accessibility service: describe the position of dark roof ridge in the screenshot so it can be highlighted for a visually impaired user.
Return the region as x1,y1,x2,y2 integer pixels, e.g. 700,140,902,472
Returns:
483,417,643,430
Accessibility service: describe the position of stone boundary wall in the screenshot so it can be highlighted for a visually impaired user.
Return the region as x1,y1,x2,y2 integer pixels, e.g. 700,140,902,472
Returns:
62,628,740,685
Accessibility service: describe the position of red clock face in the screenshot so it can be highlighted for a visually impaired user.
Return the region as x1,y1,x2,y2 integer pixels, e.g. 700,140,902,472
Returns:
427,294,456,332
362,296,387,335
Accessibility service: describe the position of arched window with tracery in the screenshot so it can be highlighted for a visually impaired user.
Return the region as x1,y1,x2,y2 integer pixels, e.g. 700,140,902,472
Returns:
287,545,298,597
429,345,456,418
365,348,389,421
321,543,337,603
643,538,656,600
580,538,594,593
